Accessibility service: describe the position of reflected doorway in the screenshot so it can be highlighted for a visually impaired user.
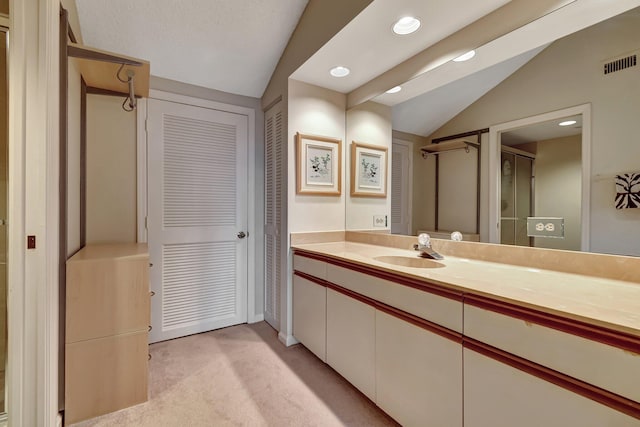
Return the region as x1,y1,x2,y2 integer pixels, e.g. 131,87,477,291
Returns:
489,104,591,251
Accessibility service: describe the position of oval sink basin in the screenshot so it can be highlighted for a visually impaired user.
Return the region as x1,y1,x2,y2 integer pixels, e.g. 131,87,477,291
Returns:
373,256,445,269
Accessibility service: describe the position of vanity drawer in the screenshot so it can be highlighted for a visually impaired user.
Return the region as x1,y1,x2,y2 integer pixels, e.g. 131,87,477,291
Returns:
464,300,640,403
293,254,327,280
327,264,463,333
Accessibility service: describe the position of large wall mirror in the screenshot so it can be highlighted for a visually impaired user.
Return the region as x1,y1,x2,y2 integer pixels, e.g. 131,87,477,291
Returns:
346,4,640,256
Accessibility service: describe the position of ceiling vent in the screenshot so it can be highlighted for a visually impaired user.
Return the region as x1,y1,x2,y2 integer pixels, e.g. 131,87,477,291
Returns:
603,51,638,75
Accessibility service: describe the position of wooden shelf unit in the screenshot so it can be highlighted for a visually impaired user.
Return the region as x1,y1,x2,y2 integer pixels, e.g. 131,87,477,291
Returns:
65,243,150,425
68,42,150,97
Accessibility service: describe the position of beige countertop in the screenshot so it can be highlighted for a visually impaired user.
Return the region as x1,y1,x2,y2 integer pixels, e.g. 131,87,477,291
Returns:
292,241,640,336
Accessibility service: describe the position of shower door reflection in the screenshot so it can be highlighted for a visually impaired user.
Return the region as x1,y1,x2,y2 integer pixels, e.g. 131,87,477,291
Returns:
500,152,534,246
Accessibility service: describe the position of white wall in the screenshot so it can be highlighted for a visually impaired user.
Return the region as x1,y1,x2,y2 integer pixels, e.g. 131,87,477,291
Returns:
425,10,640,255
288,79,346,232
346,101,392,230
533,135,582,251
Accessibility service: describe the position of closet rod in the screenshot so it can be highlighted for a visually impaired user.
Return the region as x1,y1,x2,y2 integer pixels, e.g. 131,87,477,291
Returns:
432,128,489,144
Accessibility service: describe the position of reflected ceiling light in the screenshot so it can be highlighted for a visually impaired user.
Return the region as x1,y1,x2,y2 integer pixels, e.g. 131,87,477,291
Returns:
386,86,402,94
559,120,577,126
329,66,350,77
453,50,476,62
393,16,421,35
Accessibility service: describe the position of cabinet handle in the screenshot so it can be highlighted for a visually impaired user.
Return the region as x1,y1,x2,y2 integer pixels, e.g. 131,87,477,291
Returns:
148,353,152,361
148,325,153,332
150,291,156,297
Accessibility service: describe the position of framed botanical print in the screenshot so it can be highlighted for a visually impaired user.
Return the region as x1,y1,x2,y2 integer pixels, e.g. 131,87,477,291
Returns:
351,142,388,197
296,132,342,195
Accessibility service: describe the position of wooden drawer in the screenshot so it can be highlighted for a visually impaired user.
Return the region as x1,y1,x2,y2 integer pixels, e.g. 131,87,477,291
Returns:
66,257,150,342
65,331,149,424
464,302,640,402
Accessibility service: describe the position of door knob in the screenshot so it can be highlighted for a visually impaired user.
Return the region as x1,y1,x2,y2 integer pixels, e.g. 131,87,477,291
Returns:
237,231,247,239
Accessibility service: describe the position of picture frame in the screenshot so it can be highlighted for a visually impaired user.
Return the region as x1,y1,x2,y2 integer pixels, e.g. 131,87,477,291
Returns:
351,141,388,198
296,132,342,196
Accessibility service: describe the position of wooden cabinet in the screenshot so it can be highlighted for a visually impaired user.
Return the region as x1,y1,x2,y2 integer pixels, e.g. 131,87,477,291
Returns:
376,310,462,427
464,348,638,427
65,243,150,425
326,288,376,401
292,274,327,361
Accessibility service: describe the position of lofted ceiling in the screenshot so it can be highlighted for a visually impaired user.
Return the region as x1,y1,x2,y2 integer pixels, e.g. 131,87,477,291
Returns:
75,0,308,98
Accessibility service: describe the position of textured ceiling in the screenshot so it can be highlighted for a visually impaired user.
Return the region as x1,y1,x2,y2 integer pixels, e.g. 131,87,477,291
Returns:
75,0,308,98
290,0,511,93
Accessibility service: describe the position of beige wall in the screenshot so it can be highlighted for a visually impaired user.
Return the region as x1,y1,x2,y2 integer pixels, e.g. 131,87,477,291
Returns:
533,135,582,251
67,59,82,256
288,79,346,232
346,101,392,230
424,10,640,255
86,94,137,244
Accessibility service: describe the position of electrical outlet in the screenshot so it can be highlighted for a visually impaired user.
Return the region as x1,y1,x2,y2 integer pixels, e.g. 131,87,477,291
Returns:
373,215,387,227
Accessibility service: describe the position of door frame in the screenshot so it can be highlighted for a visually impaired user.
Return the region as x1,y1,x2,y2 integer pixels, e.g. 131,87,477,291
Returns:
488,103,591,251
137,89,260,324
8,0,61,424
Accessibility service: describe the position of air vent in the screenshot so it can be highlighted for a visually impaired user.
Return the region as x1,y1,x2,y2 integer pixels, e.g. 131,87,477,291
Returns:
603,53,637,75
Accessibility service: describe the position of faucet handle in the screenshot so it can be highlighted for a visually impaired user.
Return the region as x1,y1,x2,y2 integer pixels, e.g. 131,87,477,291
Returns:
417,233,431,248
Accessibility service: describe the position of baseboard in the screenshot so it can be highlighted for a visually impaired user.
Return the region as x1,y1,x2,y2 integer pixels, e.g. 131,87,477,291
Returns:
248,313,264,324
278,332,299,347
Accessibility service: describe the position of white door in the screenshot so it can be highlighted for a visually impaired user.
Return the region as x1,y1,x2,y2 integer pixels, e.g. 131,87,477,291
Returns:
147,98,248,343
264,101,283,330
391,141,412,235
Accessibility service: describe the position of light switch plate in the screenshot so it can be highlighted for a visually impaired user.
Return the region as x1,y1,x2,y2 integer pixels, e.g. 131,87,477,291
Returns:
526,217,564,238
373,215,387,227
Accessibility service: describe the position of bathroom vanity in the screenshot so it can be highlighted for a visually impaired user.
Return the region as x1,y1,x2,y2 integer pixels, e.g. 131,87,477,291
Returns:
291,234,640,426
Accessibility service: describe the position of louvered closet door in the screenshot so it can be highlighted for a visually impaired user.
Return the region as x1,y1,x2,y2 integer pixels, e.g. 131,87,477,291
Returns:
147,99,248,343
264,102,282,330
391,141,411,235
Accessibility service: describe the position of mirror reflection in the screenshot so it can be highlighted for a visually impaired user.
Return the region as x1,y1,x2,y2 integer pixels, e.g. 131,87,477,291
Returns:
374,6,640,256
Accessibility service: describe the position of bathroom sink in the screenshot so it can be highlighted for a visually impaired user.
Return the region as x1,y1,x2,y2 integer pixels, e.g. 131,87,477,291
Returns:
373,256,445,269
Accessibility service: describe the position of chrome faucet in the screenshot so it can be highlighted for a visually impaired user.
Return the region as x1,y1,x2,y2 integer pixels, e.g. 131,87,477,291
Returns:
413,233,444,260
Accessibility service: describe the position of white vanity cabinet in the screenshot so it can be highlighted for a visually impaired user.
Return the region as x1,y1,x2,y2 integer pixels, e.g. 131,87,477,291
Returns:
292,273,327,361
464,347,639,427
291,248,640,426
292,255,328,361
326,288,376,401
376,310,463,427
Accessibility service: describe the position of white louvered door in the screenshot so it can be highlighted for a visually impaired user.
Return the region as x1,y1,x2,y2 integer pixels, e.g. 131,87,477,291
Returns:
391,141,412,235
264,102,282,330
147,99,248,343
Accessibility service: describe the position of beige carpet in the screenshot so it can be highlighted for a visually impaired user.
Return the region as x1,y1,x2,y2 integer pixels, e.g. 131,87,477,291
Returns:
71,322,397,426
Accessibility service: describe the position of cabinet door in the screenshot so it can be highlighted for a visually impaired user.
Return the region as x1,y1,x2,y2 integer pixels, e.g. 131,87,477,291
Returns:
292,275,326,361
326,288,376,401
376,311,462,427
464,348,639,427
65,331,148,424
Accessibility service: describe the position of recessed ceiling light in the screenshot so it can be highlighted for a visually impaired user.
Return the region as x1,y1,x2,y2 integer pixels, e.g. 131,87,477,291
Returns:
393,16,421,35
329,66,350,78
386,86,402,94
559,120,577,126
453,50,476,62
